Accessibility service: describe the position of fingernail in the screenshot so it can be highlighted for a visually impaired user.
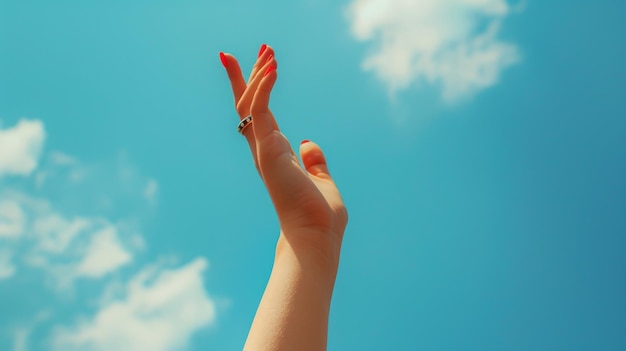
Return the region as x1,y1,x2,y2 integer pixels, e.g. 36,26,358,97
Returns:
301,140,310,145
264,63,276,77
266,54,274,63
219,52,228,68
258,44,267,57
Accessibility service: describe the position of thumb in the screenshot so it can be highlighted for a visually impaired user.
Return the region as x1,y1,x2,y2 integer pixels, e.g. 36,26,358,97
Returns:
299,140,332,180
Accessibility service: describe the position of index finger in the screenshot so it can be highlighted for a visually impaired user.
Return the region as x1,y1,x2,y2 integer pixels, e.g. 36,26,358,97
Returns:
220,52,247,105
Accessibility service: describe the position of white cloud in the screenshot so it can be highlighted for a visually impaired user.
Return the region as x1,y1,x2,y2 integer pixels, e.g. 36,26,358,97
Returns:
0,119,45,176
24,205,89,247
0,125,157,287
346,0,520,101
33,214,90,254
23,210,138,289
53,258,216,351
76,227,132,279
1,118,217,350
35,152,80,188
0,121,159,291
0,200,26,238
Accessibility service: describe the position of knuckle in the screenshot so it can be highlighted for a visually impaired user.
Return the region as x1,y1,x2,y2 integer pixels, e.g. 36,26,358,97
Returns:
236,102,248,117
250,105,262,117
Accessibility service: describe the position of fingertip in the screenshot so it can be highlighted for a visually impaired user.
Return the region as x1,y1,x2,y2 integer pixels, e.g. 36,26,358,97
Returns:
259,45,275,61
219,52,228,68
258,43,267,57
299,140,320,155
220,52,243,73
299,141,331,178
263,63,276,77
220,52,240,72
250,46,275,84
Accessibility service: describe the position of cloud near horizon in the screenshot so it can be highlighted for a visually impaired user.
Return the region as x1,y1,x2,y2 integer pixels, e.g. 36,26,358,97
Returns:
346,0,520,102
53,258,215,351
0,119,216,351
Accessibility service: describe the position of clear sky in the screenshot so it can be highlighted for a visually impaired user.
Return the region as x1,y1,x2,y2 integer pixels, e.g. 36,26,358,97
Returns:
1,0,625,350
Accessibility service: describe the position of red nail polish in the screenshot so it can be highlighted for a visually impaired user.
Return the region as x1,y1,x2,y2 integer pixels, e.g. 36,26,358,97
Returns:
266,54,274,63
264,63,276,77
301,140,310,145
219,52,228,68
258,44,267,57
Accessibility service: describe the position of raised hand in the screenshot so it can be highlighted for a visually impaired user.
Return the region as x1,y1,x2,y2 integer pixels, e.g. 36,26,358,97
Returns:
220,43,348,350
220,45,348,264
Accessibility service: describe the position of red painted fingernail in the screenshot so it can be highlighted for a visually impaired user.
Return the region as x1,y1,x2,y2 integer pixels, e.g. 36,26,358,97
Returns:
301,140,310,145
258,44,267,57
266,54,274,63
264,63,276,77
219,52,228,68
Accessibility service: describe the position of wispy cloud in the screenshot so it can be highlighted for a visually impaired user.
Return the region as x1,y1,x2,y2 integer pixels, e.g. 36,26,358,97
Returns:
143,179,159,205
75,227,132,279
11,328,28,351
6,191,140,290
53,258,216,351
346,0,520,101
10,310,51,351
0,120,147,289
0,119,217,350
48,151,77,166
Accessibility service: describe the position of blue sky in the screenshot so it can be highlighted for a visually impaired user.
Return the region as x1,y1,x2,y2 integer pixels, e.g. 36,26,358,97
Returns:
1,0,625,350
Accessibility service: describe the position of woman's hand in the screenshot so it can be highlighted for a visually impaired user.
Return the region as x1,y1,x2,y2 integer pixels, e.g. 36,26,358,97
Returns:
221,44,348,351
220,45,348,265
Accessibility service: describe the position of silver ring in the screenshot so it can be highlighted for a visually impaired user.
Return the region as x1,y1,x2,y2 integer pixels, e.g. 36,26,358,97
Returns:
237,115,253,134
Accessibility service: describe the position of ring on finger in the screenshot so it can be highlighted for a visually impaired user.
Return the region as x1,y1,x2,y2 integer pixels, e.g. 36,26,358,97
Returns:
237,115,253,134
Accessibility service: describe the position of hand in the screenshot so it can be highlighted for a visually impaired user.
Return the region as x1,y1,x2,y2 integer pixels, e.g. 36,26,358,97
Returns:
220,44,348,264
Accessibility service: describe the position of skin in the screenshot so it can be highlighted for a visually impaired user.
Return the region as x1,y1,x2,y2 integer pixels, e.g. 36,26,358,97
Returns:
220,45,348,350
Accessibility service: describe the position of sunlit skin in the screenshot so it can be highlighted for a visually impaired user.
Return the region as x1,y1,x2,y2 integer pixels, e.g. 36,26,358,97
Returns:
219,44,348,350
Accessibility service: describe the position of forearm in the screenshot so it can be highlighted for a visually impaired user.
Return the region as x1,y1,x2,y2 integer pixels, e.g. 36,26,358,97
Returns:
243,232,340,351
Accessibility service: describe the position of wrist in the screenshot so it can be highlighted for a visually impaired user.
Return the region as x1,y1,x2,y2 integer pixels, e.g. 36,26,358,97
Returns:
275,229,342,277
